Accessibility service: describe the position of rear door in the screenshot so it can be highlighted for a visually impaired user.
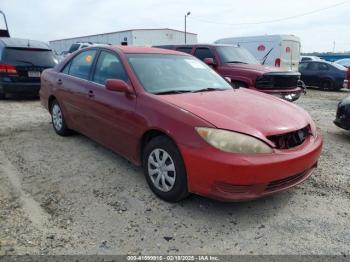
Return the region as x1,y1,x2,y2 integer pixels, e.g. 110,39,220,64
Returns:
281,40,300,71
1,47,57,83
300,62,319,86
57,49,97,133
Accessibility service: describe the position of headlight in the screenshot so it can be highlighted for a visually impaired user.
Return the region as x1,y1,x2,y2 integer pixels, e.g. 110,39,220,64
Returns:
196,127,273,154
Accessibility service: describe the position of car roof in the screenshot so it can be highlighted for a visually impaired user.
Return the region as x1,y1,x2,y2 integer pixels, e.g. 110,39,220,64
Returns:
106,45,191,55
0,37,51,50
336,58,350,62
156,43,239,48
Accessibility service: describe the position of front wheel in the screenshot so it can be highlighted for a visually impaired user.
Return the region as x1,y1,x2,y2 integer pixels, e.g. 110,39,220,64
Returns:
143,136,189,202
50,100,72,136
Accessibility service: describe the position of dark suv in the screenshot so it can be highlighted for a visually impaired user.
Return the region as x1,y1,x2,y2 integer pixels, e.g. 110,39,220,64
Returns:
0,38,58,98
156,44,304,101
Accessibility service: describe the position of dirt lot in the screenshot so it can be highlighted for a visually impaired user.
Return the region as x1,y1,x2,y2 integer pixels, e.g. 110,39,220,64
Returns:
0,89,349,255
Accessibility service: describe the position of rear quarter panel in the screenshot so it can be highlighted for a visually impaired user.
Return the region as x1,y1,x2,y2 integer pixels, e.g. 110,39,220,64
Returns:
40,69,56,110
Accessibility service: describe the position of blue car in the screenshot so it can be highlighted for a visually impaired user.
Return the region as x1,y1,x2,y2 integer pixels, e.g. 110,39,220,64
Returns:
299,61,349,91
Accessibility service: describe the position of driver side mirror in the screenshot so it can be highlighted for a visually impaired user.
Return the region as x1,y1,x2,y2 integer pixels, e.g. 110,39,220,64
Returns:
204,58,217,67
106,79,133,94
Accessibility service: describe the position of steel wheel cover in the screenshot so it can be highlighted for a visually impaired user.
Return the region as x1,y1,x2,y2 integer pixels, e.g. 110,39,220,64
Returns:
147,148,176,192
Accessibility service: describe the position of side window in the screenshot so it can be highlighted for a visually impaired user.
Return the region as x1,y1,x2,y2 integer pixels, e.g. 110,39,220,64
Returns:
176,47,192,54
68,50,97,80
61,61,71,75
194,48,215,61
319,63,329,71
307,62,318,71
93,51,128,85
298,63,307,71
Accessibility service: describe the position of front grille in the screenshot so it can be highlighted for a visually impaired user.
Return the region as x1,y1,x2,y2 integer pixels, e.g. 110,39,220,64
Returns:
336,104,345,119
265,171,308,192
268,126,310,149
214,182,252,194
256,74,299,90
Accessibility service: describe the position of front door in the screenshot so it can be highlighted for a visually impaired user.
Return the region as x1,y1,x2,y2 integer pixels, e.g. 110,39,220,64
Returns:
85,50,138,159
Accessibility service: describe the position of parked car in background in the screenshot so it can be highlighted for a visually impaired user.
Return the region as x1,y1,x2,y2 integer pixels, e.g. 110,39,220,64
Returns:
334,96,350,130
156,44,304,101
67,42,94,54
335,58,350,68
300,56,323,62
40,45,322,202
215,35,301,72
0,37,58,98
299,61,349,90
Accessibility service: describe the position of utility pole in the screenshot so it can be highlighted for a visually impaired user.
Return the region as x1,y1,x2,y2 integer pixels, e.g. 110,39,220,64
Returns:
185,11,191,44
333,41,336,53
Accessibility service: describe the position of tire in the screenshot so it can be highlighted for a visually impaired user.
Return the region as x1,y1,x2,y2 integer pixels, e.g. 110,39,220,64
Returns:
0,93,5,100
320,79,334,90
143,136,189,202
50,100,71,136
231,81,247,88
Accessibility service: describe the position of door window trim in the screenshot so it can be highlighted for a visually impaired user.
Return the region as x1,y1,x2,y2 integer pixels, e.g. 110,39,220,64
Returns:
60,48,99,81
90,49,129,87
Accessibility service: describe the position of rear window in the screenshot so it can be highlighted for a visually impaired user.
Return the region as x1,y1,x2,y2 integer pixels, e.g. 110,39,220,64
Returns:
217,46,260,64
332,62,347,71
2,48,58,67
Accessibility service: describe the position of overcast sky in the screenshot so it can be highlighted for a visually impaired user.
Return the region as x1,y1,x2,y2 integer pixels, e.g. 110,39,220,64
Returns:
1,0,349,52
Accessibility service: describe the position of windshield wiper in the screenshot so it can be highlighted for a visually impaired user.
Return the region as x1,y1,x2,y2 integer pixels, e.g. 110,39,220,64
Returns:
154,90,193,95
192,88,227,93
226,61,248,64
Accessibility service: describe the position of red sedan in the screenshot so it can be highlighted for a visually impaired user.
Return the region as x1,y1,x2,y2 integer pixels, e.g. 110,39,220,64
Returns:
40,46,323,202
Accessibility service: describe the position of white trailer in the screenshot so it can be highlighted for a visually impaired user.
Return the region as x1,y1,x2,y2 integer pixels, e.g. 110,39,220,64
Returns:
215,35,301,71
49,28,198,55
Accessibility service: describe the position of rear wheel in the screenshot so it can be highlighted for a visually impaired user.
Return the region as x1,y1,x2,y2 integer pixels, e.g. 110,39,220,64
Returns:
320,79,334,90
143,136,189,202
50,100,71,136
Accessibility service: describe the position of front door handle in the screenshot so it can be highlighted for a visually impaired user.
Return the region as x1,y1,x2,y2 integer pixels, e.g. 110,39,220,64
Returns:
88,90,95,98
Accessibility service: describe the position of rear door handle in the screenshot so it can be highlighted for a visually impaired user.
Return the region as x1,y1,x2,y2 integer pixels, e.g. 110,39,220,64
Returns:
88,90,95,98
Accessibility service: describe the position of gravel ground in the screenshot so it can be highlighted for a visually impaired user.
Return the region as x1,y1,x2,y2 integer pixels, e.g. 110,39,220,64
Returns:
0,89,349,255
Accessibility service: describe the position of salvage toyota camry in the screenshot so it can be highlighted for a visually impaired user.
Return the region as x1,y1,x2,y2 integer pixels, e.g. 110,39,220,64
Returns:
40,46,323,202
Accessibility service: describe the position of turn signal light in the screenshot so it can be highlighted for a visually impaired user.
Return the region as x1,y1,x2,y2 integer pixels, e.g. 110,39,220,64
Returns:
275,58,281,67
0,64,17,75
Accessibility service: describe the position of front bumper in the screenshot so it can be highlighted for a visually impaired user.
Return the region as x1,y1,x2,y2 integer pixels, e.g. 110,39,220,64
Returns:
259,87,303,102
0,82,40,95
180,135,323,201
334,101,350,130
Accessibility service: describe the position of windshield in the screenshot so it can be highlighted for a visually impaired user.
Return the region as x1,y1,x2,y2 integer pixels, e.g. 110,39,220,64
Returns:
127,54,231,94
2,48,58,67
331,62,347,71
216,46,260,65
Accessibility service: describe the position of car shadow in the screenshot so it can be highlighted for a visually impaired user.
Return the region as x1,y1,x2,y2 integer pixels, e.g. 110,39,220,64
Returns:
306,86,350,93
71,131,294,222
1,94,39,101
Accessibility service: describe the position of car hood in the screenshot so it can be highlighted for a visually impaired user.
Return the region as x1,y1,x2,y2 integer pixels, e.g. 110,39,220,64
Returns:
160,89,310,143
224,63,296,74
